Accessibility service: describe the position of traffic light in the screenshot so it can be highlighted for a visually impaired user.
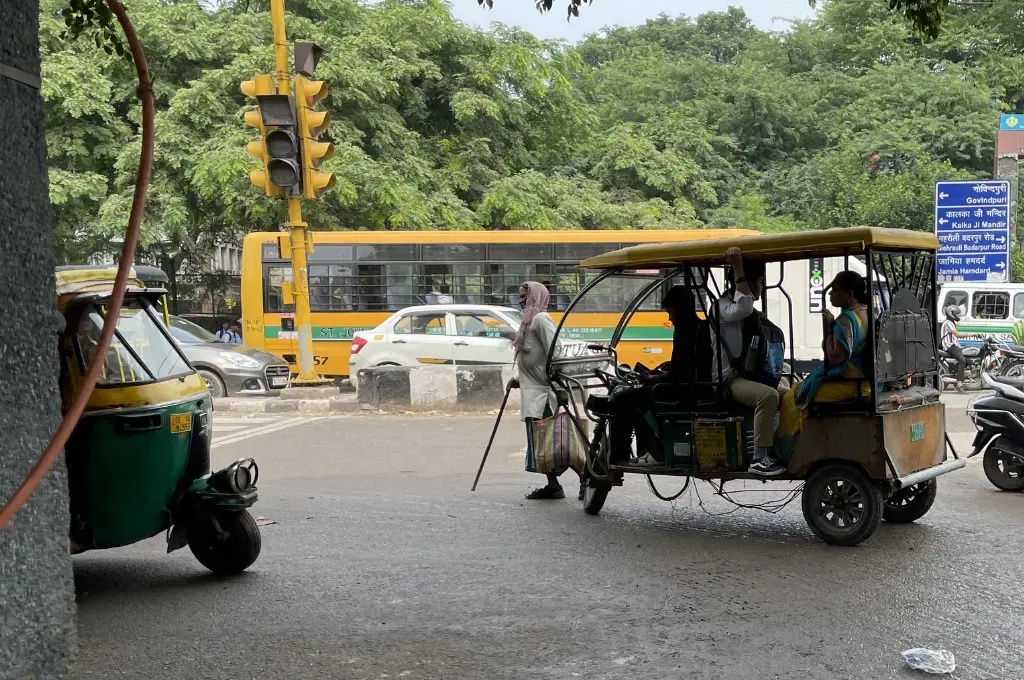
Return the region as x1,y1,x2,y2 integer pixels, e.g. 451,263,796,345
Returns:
254,93,303,196
241,74,280,198
294,76,336,200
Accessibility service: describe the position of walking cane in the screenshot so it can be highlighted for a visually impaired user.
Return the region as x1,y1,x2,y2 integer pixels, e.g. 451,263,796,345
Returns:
471,383,513,491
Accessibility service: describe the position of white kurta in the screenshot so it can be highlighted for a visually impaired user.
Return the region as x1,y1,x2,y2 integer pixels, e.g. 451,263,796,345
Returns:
516,312,557,421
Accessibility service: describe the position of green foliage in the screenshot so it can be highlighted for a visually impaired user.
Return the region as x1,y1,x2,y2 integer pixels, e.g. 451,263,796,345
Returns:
492,1,949,38
43,0,1008,270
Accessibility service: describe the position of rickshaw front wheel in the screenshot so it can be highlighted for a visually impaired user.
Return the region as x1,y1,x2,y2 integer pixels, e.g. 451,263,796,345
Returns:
583,479,611,516
882,479,937,523
583,427,612,516
188,510,262,575
801,462,883,546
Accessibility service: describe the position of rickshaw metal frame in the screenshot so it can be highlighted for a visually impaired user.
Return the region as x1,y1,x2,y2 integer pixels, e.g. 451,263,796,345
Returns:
548,228,962,489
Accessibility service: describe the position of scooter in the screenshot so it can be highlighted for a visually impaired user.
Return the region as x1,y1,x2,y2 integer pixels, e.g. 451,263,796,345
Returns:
967,373,1024,491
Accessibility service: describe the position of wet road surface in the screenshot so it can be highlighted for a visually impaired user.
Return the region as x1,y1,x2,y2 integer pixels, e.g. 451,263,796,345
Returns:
72,399,1024,679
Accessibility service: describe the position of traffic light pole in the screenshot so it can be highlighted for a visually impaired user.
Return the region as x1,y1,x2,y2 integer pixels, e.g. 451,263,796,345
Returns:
271,0,325,386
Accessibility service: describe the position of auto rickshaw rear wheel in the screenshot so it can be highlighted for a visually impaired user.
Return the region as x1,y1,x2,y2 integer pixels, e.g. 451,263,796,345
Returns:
188,509,261,575
882,479,937,523
801,462,883,546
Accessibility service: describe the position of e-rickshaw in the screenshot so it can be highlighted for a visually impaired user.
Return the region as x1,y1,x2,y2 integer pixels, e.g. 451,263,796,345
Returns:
57,267,262,574
548,228,964,546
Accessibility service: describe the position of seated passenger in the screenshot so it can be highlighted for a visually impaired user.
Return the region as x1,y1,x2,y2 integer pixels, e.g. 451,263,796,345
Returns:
712,247,783,476
775,271,872,462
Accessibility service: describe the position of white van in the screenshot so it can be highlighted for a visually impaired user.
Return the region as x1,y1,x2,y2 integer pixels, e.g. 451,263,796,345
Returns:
937,282,1024,344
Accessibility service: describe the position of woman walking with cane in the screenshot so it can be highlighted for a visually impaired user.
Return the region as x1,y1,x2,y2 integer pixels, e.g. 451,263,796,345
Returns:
509,281,582,500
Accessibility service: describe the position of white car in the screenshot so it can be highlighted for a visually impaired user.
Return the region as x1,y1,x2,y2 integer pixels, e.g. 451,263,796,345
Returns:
348,305,525,386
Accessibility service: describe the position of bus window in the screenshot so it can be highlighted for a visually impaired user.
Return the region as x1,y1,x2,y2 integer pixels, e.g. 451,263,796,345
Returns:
386,264,418,309
553,265,581,311
329,264,353,310
972,291,1010,320
1014,293,1024,320
266,266,292,313
309,265,332,312
423,264,452,301
488,263,554,306
941,289,967,318
356,265,386,311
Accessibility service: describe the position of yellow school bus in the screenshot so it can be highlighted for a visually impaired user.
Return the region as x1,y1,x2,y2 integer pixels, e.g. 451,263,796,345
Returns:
240,229,758,378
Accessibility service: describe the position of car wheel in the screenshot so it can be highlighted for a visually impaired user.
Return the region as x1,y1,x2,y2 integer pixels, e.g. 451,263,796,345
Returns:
198,369,227,398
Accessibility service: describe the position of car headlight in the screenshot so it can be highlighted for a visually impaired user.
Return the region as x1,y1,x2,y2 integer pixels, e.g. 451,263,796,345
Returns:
220,352,262,369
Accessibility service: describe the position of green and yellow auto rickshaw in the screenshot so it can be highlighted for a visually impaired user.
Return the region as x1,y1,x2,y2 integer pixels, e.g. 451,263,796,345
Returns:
56,266,261,574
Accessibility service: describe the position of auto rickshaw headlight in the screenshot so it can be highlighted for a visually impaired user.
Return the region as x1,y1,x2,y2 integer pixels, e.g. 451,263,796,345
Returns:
210,458,259,494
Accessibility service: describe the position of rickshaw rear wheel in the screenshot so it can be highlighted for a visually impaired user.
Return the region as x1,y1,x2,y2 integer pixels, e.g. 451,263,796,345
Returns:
882,479,937,523
188,510,261,575
802,462,883,546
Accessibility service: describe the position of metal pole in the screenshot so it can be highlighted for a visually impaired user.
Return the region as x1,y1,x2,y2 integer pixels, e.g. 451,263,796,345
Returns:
271,0,323,385
270,0,290,96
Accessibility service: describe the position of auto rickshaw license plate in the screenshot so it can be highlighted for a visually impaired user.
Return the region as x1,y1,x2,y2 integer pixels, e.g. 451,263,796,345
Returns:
170,413,193,434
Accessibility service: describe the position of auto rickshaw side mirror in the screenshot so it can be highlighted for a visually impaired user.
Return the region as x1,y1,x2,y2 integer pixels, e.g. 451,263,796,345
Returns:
55,310,67,336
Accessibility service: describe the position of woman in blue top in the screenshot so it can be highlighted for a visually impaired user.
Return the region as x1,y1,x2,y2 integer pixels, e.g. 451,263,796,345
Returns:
775,271,872,463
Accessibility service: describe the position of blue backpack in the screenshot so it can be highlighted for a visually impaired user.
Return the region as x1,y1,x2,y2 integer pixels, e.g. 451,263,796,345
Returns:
725,311,785,388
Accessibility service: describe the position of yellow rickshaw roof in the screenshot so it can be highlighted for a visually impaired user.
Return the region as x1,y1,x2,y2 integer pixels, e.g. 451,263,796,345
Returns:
579,227,940,269
55,266,143,296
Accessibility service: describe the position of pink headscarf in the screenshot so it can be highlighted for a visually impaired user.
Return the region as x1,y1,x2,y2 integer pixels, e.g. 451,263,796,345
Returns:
513,281,550,355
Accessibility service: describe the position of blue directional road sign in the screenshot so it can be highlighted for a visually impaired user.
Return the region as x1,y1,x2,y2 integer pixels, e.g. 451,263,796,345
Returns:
935,180,1011,283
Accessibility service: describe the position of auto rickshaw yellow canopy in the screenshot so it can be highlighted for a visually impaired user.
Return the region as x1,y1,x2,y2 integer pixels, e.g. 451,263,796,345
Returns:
579,227,940,270
55,266,144,298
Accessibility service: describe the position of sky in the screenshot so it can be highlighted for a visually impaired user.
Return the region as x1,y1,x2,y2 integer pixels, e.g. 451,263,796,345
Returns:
449,0,819,42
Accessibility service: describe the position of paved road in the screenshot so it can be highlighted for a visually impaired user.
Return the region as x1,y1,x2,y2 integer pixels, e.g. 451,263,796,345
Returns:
72,401,1024,680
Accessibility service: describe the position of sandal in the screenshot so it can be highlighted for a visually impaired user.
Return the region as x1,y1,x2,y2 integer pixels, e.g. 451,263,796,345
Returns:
526,485,565,500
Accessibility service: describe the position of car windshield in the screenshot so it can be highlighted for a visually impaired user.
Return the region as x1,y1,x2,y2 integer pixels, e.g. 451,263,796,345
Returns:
77,299,192,385
169,316,220,344
502,310,523,326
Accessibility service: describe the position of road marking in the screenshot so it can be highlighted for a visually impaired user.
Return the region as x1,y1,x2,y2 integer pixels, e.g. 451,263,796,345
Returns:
212,417,321,448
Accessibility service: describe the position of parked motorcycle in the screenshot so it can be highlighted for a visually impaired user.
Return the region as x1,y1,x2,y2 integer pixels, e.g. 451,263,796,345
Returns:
967,373,1024,491
940,336,1002,391
998,343,1024,379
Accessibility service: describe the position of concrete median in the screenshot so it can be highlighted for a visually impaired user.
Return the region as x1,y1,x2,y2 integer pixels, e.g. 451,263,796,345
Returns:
211,365,524,414
356,364,520,411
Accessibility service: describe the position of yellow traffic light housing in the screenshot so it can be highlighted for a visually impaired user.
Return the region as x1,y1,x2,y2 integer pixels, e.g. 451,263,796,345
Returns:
294,76,336,200
241,74,281,198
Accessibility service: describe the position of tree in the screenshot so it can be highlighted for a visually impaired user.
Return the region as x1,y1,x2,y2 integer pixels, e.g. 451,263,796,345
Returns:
47,0,1005,266
481,1,950,38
